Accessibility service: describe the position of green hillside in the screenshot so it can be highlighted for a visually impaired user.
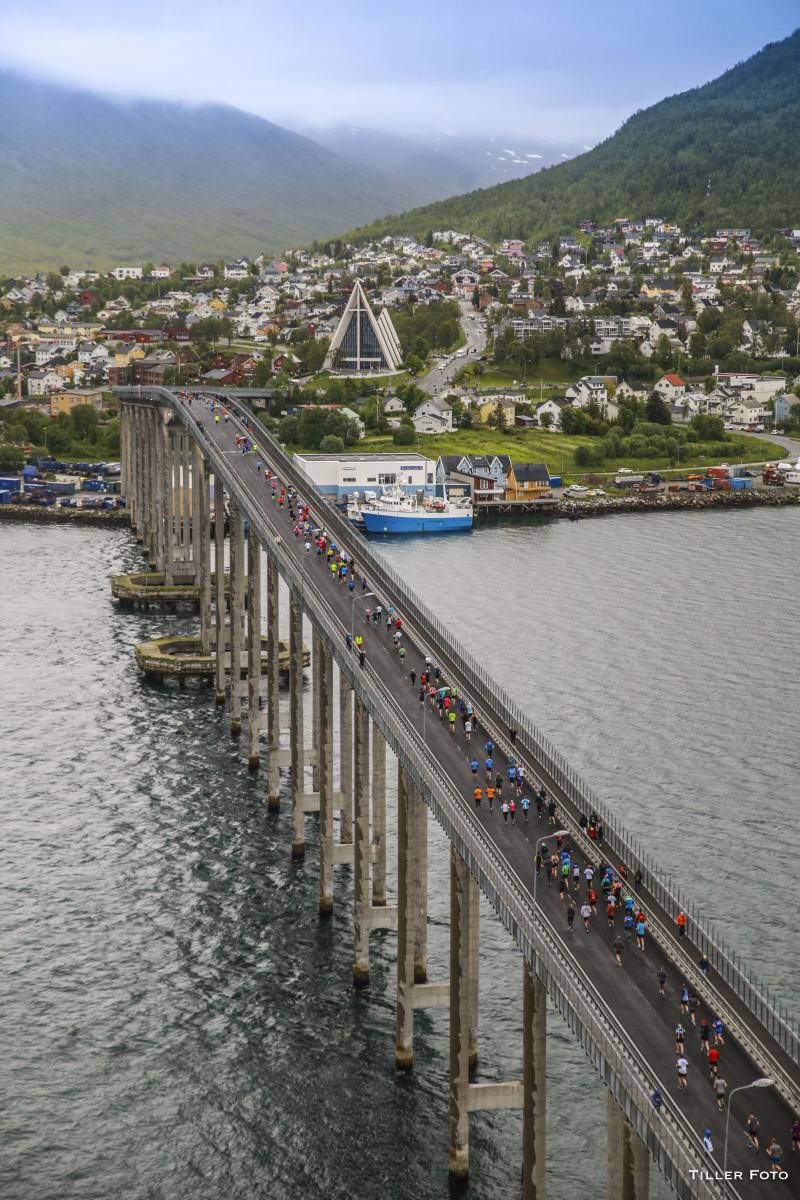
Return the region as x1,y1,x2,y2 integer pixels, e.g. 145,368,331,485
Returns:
0,72,420,273
347,29,800,244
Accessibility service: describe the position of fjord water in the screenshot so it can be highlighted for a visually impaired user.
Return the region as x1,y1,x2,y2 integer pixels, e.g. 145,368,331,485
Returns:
1,510,797,1200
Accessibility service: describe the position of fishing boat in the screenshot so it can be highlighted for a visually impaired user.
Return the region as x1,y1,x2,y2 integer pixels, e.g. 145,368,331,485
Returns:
358,488,473,534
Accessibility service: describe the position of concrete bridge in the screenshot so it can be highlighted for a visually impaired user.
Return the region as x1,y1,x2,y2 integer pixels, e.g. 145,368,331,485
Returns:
116,387,800,1199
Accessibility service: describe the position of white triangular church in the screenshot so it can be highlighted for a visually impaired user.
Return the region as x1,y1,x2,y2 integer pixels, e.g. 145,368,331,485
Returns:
323,281,403,373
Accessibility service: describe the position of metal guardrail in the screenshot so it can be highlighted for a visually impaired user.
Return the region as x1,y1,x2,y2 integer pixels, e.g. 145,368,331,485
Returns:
119,387,799,1070
187,424,720,1200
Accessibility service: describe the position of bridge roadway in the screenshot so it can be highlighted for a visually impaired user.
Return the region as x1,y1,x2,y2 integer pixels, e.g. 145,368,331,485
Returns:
130,388,799,1197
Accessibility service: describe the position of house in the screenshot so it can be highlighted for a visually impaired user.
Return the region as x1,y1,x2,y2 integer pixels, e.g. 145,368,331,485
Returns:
477,396,516,426
272,352,302,374
49,388,104,416
150,264,172,279
223,260,249,280
728,397,771,427
201,367,240,386
110,266,143,281
26,369,61,396
654,373,686,401
412,396,453,434
382,395,406,416
137,363,172,387
436,453,512,498
773,394,797,425
506,462,551,499
534,397,569,430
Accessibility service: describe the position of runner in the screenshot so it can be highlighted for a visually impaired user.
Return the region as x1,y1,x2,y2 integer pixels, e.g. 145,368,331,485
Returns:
707,1045,720,1079
688,993,700,1026
501,800,509,824
656,968,667,997
703,1129,714,1155
473,786,482,809
470,758,479,778
509,797,516,824
566,901,576,932
448,710,457,734
676,910,688,938
699,1019,710,1055
635,918,646,951
521,796,530,823
680,982,690,1015
486,785,495,811
791,1119,800,1153
745,1113,760,1153
676,1056,689,1091
606,899,616,927
712,1017,725,1047
485,755,493,781
464,718,473,742
580,902,592,931
612,936,624,966
766,1139,783,1175
674,1023,686,1054
713,1076,727,1111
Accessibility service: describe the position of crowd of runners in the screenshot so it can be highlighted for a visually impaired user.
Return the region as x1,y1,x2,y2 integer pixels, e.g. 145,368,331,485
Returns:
184,391,798,1177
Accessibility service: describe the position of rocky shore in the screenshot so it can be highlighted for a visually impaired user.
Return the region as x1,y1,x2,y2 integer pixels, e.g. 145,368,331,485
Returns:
0,505,130,528
556,488,800,520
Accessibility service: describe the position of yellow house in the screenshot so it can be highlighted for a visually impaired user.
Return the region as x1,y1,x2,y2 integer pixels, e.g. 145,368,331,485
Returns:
506,462,551,499
209,297,228,312
477,397,516,426
50,388,104,417
112,344,146,370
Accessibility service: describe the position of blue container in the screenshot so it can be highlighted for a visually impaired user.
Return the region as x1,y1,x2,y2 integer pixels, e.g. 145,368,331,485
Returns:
730,477,752,490
23,464,37,478
0,477,22,493
549,476,562,488
0,490,11,504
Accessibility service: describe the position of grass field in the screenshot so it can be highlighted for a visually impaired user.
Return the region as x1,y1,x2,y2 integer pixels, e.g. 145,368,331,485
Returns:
357,428,785,479
455,358,585,392
303,370,412,395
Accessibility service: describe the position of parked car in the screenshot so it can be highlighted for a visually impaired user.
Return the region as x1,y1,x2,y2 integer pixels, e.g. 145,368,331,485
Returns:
587,488,606,496
565,484,588,495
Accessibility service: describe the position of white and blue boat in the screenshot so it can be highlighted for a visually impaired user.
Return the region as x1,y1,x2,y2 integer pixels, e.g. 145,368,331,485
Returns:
358,489,473,535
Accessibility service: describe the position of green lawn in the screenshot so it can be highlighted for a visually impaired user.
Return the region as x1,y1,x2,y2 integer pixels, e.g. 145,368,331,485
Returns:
303,370,412,395
454,358,585,392
358,429,785,479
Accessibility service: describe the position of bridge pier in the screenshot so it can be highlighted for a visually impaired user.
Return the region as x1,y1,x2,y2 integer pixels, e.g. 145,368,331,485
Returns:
289,595,306,858
371,721,387,906
228,501,245,736
315,634,334,916
195,449,213,654
161,419,176,585
607,1095,650,1200
523,963,547,1200
149,409,163,571
246,536,262,769
213,480,226,705
265,554,281,810
414,789,428,982
352,694,371,985
449,846,477,1180
338,669,353,844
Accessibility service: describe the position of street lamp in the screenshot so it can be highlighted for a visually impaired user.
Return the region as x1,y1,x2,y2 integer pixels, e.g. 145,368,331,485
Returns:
352,590,374,642
533,829,569,915
723,1077,773,1197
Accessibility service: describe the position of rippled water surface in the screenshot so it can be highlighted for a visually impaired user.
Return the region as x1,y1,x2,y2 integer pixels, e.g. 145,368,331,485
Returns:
2,510,797,1199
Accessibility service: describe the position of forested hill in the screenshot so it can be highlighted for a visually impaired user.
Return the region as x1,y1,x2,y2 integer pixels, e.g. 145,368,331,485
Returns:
346,28,800,244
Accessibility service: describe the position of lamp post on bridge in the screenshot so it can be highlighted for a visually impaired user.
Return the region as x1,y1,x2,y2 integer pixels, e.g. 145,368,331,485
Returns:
723,1077,773,1198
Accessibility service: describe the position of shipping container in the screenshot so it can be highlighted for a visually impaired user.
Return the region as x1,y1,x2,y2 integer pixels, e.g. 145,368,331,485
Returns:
0,490,12,504
0,476,22,493
707,465,732,479
549,476,562,488
22,464,37,479
730,477,752,490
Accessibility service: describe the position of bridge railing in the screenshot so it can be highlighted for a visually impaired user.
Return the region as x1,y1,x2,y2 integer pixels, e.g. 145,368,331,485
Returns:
119,386,799,1067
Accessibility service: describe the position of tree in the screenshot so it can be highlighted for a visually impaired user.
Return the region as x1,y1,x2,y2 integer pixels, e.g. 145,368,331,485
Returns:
644,392,672,425
319,435,345,453
392,426,416,446
691,413,724,440
70,405,100,441
277,415,298,444
538,411,553,429
0,443,23,472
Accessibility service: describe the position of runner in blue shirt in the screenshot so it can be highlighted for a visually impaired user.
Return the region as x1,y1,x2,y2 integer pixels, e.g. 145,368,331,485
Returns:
485,756,493,780
521,796,530,822
635,919,646,951
624,912,634,940
485,738,494,756
470,758,479,777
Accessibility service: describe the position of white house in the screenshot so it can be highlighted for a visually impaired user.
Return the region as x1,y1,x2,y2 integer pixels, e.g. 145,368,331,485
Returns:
412,396,454,434
534,398,569,430
654,373,686,402
110,266,143,281
26,369,61,396
150,264,173,279
224,260,249,280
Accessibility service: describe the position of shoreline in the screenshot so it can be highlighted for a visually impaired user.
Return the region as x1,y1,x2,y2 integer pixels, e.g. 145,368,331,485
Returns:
0,506,130,528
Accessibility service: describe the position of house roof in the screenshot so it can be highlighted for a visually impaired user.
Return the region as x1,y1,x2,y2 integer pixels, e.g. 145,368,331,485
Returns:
663,374,685,386
513,462,550,483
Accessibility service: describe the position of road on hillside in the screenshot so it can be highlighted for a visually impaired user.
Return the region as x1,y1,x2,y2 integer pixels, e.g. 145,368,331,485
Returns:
418,298,487,395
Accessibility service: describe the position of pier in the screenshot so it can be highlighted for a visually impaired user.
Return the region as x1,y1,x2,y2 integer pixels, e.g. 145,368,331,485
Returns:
115,386,800,1199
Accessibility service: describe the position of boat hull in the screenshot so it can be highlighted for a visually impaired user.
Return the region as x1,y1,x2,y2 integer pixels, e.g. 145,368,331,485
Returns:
361,510,473,534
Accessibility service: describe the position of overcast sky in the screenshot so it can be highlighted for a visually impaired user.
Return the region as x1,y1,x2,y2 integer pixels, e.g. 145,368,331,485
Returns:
0,0,797,141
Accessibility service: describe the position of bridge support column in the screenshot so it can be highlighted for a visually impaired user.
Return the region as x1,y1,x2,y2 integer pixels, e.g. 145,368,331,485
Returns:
246,535,262,769
289,595,306,858
119,403,130,517
449,846,478,1181
150,409,163,570
265,554,281,810
522,963,547,1200
338,669,353,844
177,433,189,566
316,634,334,916
213,478,226,705
352,693,370,986
195,449,212,654
371,720,387,906
414,787,428,982
469,880,479,1070
228,501,244,736
607,1095,650,1200
136,407,149,549
396,763,418,1069
161,419,176,585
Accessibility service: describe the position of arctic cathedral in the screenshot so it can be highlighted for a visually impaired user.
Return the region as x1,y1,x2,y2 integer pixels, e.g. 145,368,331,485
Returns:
323,281,403,374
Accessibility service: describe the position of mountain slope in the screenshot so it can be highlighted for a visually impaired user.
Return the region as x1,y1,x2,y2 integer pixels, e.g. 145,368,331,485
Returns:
303,125,588,199
0,72,421,272
346,29,800,244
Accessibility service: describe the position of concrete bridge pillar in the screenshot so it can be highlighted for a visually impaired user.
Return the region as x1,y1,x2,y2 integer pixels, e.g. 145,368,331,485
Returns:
352,693,371,986
176,433,188,564
265,554,281,811
371,721,387,906
395,763,418,1069
181,434,192,565
119,403,130,518
338,669,353,844
161,418,176,584
522,963,547,1200
289,594,306,858
246,535,262,769
195,449,212,654
213,478,226,705
149,409,163,571
228,501,245,737
607,1096,650,1200
414,791,428,983
135,408,148,549
449,846,478,1181
316,635,334,916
